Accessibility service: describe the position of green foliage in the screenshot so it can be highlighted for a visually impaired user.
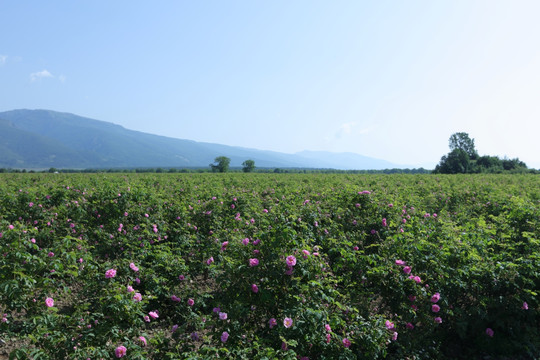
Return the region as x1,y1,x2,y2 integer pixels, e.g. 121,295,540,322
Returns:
210,156,231,173
434,149,471,174
242,160,256,173
449,132,478,159
435,132,530,174
0,173,539,359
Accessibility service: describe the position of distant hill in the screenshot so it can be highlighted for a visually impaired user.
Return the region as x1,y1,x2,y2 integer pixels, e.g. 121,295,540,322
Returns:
0,109,402,170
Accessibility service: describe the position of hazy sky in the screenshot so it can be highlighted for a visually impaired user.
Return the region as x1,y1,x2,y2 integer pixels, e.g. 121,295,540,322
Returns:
1,1,539,168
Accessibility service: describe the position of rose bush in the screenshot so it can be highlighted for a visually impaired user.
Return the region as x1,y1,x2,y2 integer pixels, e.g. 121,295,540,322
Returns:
0,173,538,359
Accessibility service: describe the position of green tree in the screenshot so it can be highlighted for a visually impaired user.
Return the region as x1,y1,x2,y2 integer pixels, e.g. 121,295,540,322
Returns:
434,148,471,174
210,156,231,173
242,160,256,173
449,132,478,159
501,157,527,171
476,155,503,173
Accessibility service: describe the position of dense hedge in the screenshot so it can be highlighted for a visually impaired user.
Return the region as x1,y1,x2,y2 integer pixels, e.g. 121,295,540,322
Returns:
0,173,538,359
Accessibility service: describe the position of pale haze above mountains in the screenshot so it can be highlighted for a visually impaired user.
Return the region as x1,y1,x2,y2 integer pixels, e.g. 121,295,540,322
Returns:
0,109,407,170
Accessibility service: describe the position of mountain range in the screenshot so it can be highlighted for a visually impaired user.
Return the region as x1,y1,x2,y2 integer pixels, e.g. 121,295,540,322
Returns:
0,109,403,170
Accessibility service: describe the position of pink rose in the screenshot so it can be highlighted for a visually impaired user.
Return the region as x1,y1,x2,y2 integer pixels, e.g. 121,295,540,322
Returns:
149,311,159,319
115,345,127,358
138,336,147,346
221,331,229,342
249,258,259,267
129,263,139,272
45,297,54,307
286,255,297,267
283,317,293,328
105,269,117,279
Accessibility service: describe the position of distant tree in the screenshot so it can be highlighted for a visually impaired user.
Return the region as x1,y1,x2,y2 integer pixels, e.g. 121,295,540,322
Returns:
433,149,471,174
210,156,231,173
476,155,503,173
449,132,478,159
501,157,527,171
242,160,256,173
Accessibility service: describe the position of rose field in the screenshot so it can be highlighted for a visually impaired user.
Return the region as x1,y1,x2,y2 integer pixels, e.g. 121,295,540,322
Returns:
0,173,539,359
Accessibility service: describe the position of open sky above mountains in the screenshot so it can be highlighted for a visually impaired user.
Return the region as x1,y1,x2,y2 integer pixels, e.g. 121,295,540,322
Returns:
1,1,539,168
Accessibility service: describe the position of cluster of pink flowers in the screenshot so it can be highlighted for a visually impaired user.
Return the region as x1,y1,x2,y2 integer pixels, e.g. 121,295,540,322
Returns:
396,259,423,283
221,241,229,251
430,291,443,323
325,324,332,343
129,262,139,272
105,268,117,279
385,320,398,341
396,260,445,329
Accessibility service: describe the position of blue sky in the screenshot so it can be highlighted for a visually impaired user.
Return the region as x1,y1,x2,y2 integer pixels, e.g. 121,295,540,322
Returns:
1,1,539,168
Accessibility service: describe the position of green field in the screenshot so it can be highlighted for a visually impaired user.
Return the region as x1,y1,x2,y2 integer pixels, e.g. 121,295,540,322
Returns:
0,173,539,359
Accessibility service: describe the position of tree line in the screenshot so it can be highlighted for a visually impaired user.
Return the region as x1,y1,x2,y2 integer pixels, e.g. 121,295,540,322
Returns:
433,132,535,174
